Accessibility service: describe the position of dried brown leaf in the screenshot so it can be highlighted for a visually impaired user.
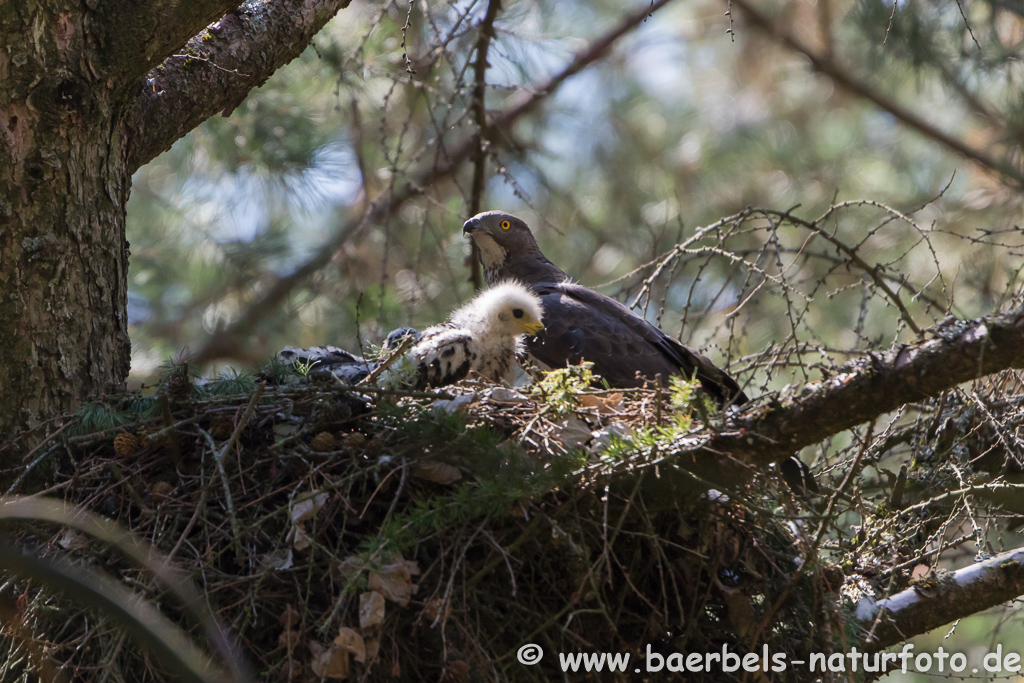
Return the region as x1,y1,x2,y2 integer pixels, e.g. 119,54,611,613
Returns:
368,561,418,606
334,626,366,663
280,604,301,629
413,461,462,485
359,591,386,629
310,641,349,680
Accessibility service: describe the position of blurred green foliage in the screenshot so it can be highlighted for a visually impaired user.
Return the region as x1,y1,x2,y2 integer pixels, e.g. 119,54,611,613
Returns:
127,0,1023,392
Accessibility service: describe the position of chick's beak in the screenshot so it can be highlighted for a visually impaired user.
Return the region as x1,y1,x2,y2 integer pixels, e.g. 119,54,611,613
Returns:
520,320,545,335
462,217,480,235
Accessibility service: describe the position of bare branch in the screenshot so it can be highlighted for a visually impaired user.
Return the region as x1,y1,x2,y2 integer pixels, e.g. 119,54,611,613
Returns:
128,0,352,172
467,0,503,292
640,307,1024,489
859,545,1024,650
730,0,1024,189
194,0,678,361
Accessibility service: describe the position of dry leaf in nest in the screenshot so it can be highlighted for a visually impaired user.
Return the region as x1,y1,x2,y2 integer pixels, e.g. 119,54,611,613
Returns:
334,627,366,664
57,529,87,553
367,559,420,606
422,596,449,623
208,417,233,440
278,628,301,649
310,641,349,680
365,637,380,663
441,659,470,683
431,393,478,414
413,461,462,485
291,490,329,524
286,523,312,551
113,431,139,457
552,414,593,450
335,555,366,582
359,591,386,630
259,548,294,571
721,586,755,639
150,481,173,505
590,423,633,456
280,604,301,629
676,517,695,540
273,422,299,438
288,491,330,550
310,431,336,453
579,392,623,414
280,660,303,679
482,387,528,404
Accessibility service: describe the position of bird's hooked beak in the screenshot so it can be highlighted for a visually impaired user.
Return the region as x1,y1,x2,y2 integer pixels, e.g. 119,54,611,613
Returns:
462,217,481,235
519,320,544,336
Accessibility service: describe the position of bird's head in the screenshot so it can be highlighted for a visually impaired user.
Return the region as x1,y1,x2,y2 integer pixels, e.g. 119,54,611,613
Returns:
462,211,539,272
382,326,422,353
467,281,545,338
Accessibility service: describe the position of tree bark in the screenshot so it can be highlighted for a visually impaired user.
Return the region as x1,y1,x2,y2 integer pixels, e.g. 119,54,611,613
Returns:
0,7,133,445
609,308,1024,497
0,0,351,446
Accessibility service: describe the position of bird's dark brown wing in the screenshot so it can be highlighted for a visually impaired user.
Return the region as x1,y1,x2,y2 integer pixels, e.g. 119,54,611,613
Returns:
526,283,748,405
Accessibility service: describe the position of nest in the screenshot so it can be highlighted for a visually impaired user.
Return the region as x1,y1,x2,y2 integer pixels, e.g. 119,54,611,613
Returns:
0,364,846,682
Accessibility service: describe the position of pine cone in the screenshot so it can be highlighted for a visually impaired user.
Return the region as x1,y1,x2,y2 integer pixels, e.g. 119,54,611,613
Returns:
364,434,384,458
150,481,174,504
310,431,336,453
113,431,139,457
166,370,192,402
338,432,368,454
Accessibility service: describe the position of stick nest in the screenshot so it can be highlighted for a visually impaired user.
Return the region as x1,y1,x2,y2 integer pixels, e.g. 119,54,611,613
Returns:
0,364,858,683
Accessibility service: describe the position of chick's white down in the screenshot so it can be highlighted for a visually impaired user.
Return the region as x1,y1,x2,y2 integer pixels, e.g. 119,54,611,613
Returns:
407,281,544,388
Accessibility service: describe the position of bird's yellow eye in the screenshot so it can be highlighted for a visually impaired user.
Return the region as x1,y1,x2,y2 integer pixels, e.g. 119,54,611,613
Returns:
501,220,511,230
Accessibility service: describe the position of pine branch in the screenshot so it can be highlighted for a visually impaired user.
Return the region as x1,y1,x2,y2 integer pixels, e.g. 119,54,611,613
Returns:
128,0,353,172
858,545,1024,651
730,0,1024,189
618,306,1024,491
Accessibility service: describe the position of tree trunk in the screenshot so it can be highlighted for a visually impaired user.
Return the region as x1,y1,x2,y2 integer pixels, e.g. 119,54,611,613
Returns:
0,9,131,445
0,0,352,446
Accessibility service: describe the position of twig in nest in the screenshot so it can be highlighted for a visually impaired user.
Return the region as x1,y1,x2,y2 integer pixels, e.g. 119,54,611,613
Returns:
158,394,182,463
357,335,416,386
212,381,266,562
6,422,70,495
